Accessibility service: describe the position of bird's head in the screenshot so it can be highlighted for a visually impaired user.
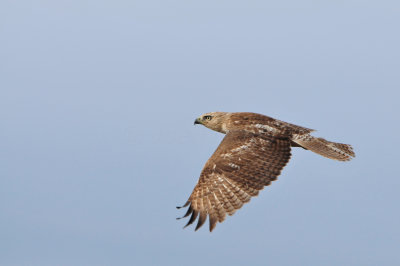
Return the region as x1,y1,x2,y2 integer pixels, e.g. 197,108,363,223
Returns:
194,112,231,133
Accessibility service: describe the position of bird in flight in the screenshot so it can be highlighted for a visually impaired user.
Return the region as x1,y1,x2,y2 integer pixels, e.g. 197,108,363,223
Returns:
177,112,355,232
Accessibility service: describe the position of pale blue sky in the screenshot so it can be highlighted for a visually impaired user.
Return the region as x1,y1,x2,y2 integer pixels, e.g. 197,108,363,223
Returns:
1,1,399,265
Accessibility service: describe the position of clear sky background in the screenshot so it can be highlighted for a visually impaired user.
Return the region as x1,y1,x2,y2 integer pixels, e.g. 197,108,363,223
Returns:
1,1,399,265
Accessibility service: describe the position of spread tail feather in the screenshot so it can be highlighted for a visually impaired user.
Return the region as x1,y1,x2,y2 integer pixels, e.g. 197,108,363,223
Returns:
292,134,355,161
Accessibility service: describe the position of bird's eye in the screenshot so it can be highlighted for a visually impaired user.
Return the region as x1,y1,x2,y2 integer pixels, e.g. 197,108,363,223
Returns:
203,115,212,121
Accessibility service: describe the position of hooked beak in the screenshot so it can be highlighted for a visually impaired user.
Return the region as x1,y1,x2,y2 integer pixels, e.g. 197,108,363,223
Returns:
194,118,201,125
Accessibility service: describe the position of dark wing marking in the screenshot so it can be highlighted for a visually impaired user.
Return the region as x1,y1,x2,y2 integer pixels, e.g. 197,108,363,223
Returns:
178,130,291,232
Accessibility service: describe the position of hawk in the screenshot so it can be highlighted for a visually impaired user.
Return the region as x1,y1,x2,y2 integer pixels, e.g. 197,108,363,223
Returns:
177,112,355,232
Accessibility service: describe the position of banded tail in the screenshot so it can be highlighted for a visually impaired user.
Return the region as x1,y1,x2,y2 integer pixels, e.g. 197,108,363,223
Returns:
292,134,355,161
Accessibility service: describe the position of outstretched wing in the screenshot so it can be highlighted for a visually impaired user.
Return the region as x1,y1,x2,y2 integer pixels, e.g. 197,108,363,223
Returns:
177,130,291,232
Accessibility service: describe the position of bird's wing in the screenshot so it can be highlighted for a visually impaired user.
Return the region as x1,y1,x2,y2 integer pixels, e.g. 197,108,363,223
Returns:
229,112,315,135
177,130,291,232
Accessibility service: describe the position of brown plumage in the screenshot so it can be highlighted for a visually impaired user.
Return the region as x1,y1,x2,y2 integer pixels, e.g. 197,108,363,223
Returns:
177,112,355,232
